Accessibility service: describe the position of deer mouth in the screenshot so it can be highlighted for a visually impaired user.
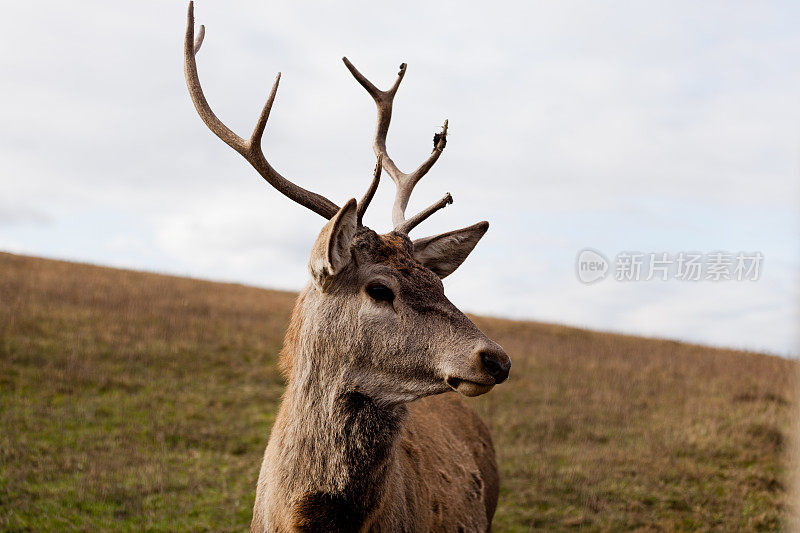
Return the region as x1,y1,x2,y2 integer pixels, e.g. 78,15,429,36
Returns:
446,377,495,397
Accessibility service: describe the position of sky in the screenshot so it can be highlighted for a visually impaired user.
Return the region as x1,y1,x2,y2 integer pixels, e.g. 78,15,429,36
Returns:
0,1,798,356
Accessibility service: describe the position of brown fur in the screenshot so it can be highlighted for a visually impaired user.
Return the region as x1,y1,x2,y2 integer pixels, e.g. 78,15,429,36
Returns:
252,222,509,532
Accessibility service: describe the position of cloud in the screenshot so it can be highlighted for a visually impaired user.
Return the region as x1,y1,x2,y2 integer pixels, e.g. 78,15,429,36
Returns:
153,191,320,290
0,203,52,227
0,0,797,355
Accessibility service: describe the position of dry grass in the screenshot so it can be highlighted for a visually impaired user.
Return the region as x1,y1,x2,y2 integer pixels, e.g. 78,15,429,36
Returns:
0,251,795,531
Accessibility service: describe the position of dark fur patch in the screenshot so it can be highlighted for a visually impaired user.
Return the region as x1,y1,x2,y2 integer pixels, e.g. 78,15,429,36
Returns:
290,392,407,532
292,491,363,533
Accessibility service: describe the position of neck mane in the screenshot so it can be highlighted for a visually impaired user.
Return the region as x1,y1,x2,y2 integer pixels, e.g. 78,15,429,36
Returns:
269,293,407,530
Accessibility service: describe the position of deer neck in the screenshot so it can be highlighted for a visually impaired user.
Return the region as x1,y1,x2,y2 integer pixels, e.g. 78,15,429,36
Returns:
269,343,408,528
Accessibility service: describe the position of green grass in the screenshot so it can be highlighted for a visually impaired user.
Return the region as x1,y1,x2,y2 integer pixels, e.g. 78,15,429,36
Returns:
0,252,795,531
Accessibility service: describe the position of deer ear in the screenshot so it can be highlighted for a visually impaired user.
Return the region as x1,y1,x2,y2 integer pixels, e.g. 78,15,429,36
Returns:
309,198,358,286
412,221,489,279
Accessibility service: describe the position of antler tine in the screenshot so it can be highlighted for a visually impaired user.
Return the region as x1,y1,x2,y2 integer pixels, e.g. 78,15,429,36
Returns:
194,23,205,53
396,193,452,234
357,154,382,226
185,2,339,219
343,58,451,233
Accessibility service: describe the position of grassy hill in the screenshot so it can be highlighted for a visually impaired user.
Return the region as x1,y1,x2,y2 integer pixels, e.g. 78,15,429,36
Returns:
0,252,796,531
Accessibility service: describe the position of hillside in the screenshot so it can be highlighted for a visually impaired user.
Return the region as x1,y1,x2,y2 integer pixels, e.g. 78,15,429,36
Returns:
0,251,796,531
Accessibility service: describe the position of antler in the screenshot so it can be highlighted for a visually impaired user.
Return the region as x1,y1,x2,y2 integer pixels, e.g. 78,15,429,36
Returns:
343,58,452,234
357,154,382,226
184,2,339,219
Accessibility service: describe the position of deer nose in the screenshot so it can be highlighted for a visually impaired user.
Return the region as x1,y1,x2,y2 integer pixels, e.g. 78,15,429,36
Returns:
479,346,511,384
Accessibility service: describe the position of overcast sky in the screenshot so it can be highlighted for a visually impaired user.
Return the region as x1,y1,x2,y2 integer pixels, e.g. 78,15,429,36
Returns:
1,1,798,356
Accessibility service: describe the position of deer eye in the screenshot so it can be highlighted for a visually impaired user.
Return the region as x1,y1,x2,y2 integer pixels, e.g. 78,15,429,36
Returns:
366,283,394,303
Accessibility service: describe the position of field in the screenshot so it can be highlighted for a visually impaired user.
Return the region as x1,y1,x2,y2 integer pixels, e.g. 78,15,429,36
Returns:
0,251,796,531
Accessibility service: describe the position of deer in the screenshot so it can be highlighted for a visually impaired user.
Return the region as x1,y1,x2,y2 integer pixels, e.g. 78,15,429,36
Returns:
183,4,511,531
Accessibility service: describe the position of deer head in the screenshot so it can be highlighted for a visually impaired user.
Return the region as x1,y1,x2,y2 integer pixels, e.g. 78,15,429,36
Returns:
184,3,510,403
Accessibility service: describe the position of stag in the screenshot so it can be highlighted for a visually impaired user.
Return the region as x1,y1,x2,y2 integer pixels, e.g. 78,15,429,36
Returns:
184,4,511,531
